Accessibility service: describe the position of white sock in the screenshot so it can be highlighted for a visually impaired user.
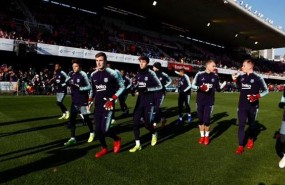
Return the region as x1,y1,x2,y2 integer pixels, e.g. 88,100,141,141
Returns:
179,117,182,120
188,114,191,117
205,131,210,137
62,113,66,116
135,140,140,146
90,132,94,135
71,137,76,141
200,131,205,137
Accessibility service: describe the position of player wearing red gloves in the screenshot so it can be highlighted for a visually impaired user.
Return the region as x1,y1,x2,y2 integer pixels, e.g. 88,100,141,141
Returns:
232,59,268,155
89,52,125,158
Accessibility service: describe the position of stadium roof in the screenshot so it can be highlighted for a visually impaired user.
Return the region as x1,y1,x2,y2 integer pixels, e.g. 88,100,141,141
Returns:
54,0,285,50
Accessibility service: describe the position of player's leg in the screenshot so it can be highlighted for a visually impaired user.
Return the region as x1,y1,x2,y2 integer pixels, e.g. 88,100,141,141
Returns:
80,106,94,143
144,105,157,146
236,107,248,154
64,104,78,146
177,93,184,124
56,93,69,119
203,105,214,145
184,94,191,122
129,106,143,152
197,104,205,144
246,107,258,149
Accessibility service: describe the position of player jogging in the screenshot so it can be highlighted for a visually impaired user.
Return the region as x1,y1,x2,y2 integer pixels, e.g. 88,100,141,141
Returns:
89,52,125,158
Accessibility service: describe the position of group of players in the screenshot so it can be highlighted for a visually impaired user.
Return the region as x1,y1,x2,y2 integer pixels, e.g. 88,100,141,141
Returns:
48,51,285,167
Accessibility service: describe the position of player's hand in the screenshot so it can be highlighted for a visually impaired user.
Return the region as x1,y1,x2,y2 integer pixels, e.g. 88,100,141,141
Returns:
137,86,148,93
232,73,239,81
103,95,117,110
247,94,261,102
73,83,80,88
278,102,285,109
199,83,209,92
220,81,227,89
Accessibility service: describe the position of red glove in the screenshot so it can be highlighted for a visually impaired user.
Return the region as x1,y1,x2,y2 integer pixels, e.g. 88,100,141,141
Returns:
247,94,261,102
103,95,118,110
199,83,209,92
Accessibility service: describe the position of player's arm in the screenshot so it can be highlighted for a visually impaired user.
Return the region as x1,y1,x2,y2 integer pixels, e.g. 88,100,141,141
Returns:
79,71,91,91
147,70,162,92
183,74,191,92
125,76,132,89
192,72,209,92
247,75,268,102
60,71,68,87
215,76,226,92
113,69,125,98
163,72,172,88
88,71,96,101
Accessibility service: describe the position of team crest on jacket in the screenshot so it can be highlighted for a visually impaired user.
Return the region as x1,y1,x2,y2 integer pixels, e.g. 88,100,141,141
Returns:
77,79,80,83
211,78,215,82
241,78,244,81
145,77,148,81
104,78,108,82
250,79,254,83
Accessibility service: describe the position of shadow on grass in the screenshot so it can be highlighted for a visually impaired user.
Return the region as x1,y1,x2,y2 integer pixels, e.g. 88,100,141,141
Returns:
0,115,60,126
0,134,100,183
273,130,284,158
0,147,95,183
243,121,267,146
210,118,237,142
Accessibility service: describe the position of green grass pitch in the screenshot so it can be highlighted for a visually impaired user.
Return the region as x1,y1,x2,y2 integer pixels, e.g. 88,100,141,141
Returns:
0,92,284,185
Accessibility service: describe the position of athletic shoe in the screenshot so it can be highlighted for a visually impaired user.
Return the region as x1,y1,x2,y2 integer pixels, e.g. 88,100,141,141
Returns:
153,123,157,129
129,145,142,152
151,133,157,146
87,133,95,143
58,114,66,120
279,154,285,168
176,119,183,125
235,146,244,155
161,117,167,127
95,148,108,158
187,115,192,122
111,119,116,125
246,139,254,149
113,137,121,153
64,111,70,119
204,137,210,145
198,137,205,144
64,138,76,146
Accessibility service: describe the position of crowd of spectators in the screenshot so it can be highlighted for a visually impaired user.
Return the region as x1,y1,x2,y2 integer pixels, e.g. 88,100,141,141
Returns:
0,0,285,81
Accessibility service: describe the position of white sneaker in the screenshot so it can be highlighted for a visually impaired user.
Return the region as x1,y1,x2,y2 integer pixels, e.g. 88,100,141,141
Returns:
87,133,95,143
58,114,66,120
111,119,116,124
279,154,285,168
64,111,70,119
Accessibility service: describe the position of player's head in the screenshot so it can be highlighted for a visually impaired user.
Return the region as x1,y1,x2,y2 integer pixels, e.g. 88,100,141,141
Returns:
242,59,254,73
138,56,149,70
72,59,81,73
120,69,125,76
153,62,161,72
205,59,216,73
179,68,186,76
95,52,107,70
55,63,61,71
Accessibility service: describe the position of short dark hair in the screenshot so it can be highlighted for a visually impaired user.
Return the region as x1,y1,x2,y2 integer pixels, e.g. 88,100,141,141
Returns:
72,59,81,67
205,59,215,65
244,59,254,66
179,68,186,73
95,52,107,62
138,56,149,63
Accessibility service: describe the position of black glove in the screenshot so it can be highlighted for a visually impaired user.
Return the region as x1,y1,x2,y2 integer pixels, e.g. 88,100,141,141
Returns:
137,86,147,93
278,102,285,109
